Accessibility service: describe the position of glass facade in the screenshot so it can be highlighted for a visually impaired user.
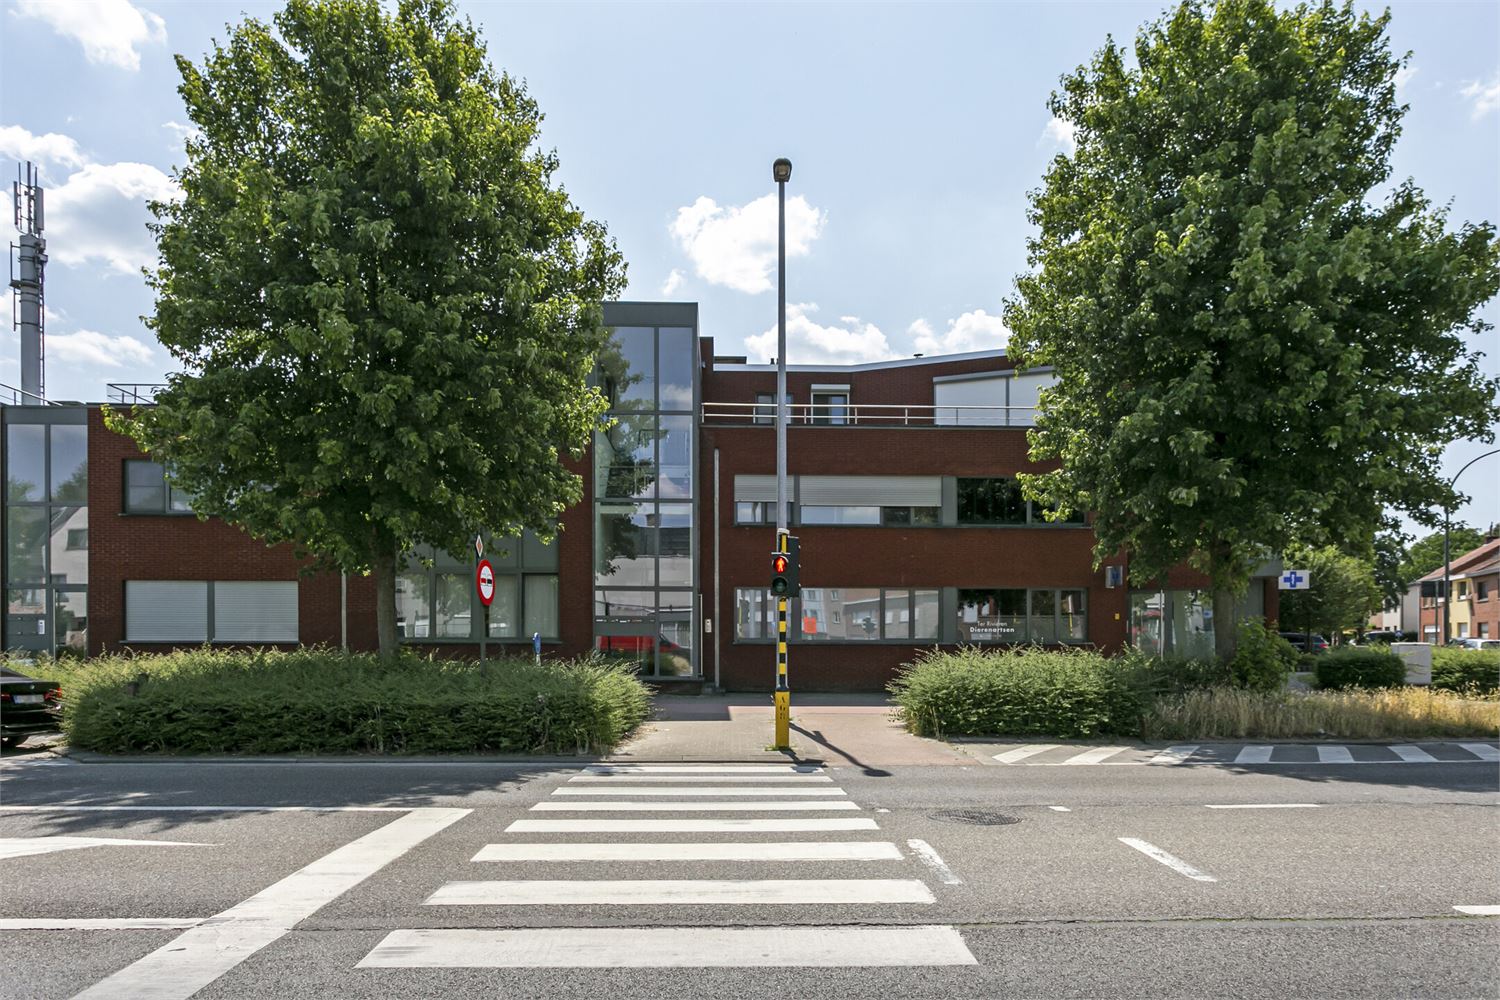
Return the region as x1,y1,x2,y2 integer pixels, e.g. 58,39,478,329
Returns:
397,533,559,642
735,588,941,642
3,410,88,657
592,319,698,676
1129,588,1263,656
956,588,1086,644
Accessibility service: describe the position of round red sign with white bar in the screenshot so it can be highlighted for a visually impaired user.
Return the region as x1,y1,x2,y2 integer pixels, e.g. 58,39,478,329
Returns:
476,559,495,607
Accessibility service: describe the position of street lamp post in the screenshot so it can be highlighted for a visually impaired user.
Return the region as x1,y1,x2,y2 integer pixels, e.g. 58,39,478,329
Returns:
1442,447,1499,645
772,156,792,751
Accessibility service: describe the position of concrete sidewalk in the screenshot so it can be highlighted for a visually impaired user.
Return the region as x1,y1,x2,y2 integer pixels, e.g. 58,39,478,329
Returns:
606,694,978,768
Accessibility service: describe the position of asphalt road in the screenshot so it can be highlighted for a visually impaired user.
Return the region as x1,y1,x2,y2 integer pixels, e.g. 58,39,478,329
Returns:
1,746,1496,999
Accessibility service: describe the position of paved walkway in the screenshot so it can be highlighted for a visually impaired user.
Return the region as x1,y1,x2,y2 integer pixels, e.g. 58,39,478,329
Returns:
608,694,976,768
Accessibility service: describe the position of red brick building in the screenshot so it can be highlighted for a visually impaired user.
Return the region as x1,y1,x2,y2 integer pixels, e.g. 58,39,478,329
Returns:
1416,538,1500,643
2,301,1280,690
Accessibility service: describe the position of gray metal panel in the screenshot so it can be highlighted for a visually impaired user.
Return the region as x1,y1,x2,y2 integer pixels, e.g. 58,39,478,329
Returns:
941,477,958,526
799,476,941,506
734,474,780,502
940,587,959,643
602,301,699,328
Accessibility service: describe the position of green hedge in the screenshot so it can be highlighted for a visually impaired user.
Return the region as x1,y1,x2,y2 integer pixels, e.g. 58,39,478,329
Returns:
889,646,1145,739
1313,647,1406,690
55,648,651,755
1432,647,1500,692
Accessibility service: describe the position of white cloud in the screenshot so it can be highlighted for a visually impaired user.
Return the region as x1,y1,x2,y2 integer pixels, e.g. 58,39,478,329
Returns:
13,0,166,71
660,268,685,296
46,329,155,368
0,125,88,175
1040,116,1077,156
909,310,1010,357
161,120,199,154
1460,74,1500,119
744,303,896,366
47,161,179,273
1394,65,1418,92
670,193,826,294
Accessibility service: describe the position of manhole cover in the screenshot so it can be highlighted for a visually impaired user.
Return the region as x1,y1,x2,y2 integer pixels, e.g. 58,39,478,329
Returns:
929,809,1020,826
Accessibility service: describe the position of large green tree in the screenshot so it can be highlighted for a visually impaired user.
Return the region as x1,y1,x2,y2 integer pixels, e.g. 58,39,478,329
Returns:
110,0,625,655
1278,545,1383,646
1005,0,1500,659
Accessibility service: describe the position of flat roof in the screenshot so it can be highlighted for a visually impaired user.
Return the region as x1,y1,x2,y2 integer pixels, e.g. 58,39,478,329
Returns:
714,348,1010,374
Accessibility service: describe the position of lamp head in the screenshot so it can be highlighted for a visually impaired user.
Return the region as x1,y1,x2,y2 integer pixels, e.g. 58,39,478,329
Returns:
772,158,792,183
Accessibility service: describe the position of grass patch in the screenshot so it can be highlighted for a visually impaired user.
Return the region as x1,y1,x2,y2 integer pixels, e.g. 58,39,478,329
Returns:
1142,686,1499,741
48,647,651,755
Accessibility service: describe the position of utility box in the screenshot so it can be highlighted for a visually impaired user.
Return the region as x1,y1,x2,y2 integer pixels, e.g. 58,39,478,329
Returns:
1391,643,1432,686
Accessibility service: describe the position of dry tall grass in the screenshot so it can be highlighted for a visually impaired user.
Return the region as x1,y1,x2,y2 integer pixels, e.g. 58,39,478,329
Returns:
1143,686,1500,741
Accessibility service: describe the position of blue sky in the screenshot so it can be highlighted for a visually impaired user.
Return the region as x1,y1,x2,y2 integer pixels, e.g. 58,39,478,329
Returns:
1,0,1496,535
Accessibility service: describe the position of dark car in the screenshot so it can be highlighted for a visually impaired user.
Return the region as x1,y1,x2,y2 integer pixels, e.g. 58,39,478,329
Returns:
1361,630,1407,645
1278,632,1330,653
0,667,62,749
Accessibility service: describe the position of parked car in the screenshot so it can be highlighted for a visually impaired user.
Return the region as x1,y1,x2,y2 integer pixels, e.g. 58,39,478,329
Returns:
1361,630,1406,645
1452,638,1500,651
0,667,62,749
1278,632,1330,653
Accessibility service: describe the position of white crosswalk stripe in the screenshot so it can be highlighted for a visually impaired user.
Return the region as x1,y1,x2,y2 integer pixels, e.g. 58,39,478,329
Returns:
988,743,1500,765
359,764,975,971
1460,743,1500,761
1059,746,1131,765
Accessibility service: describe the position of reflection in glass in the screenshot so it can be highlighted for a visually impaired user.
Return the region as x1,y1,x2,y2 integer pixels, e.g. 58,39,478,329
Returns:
1060,589,1087,642
524,575,559,638
657,327,695,411
594,589,657,618
48,507,87,586
1129,591,1166,656
596,414,657,500
657,415,692,499
6,424,44,502
487,576,520,638
434,573,472,638
54,590,87,656
957,588,1027,643
803,587,882,640
6,507,46,582
957,478,1028,525
50,425,87,501
595,632,654,672
126,461,167,512
6,587,46,643
884,589,911,639
600,327,655,409
594,505,654,587
1029,589,1058,643
656,504,693,587
657,613,693,675
914,590,941,639
734,588,775,639
1171,590,1214,658
396,572,431,638
800,506,880,525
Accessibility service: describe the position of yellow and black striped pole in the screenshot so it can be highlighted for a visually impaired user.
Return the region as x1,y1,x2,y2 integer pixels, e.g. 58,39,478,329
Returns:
774,530,791,749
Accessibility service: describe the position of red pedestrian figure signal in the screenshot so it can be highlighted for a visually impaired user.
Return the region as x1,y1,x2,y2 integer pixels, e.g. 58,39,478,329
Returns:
770,546,799,597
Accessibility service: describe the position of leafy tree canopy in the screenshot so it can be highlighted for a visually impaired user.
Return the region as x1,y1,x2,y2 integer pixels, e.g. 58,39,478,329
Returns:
109,0,626,654
1400,524,1490,584
1005,0,1500,657
1278,544,1384,643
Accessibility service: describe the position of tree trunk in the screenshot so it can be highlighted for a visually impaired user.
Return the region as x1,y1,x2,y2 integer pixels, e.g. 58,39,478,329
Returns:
372,546,399,659
1212,584,1239,662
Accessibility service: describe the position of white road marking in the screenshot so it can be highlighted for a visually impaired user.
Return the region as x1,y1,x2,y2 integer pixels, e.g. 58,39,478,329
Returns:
69,807,469,1000
1234,746,1275,764
582,773,822,779
1460,743,1500,762
1316,746,1355,764
1389,745,1438,763
0,837,216,860
1204,804,1320,810
906,839,962,885
426,879,935,906
506,818,880,834
473,841,905,863
0,755,72,767
551,786,847,797
1148,745,1200,765
1047,806,1071,812
1060,746,1131,765
530,800,860,812
991,744,1061,764
1118,838,1218,883
358,925,979,968
0,805,408,813
569,774,834,784
1453,905,1500,915
0,918,203,930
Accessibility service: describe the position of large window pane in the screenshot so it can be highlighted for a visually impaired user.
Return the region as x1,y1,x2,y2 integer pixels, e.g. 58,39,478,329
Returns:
126,460,166,513
1129,591,1166,656
957,478,1027,525
656,590,694,616
734,588,774,639
913,590,941,639
800,505,880,525
524,575,559,638
125,581,208,642
6,507,46,582
486,576,520,638
6,424,44,502
657,327,695,411
657,612,693,676
658,415,693,499
6,587,46,644
1171,590,1214,658
1029,589,1058,644
883,589,912,640
595,589,657,619
656,504,693,587
396,572,431,638
49,506,87,586
1059,589,1087,643
214,581,298,643
54,590,87,657
805,587,882,640
595,505,654,587
957,588,1026,643
434,573,472,638
596,414,656,500
50,425,87,502
601,327,655,409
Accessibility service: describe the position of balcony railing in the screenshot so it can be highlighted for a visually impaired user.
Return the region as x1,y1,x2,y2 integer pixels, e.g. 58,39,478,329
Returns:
0,382,49,405
701,401,1038,427
106,383,166,404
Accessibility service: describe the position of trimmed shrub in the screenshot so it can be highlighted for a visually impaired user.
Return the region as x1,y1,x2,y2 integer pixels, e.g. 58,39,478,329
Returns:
1314,646,1406,690
1228,620,1299,692
57,648,650,755
889,645,1145,739
1432,647,1500,693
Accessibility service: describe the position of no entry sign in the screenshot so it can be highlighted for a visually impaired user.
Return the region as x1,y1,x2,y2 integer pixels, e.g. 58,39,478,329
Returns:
476,559,495,607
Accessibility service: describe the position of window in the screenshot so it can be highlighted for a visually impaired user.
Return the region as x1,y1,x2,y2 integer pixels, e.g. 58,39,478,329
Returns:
958,588,1087,644
1458,623,1470,638
753,392,791,425
738,588,940,642
735,502,786,525
882,506,940,526
1478,581,1490,602
800,505,880,526
1423,625,1437,641
487,576,520,638
126,581,208,642
212,582,298,642
803,588,882,640
810,390,849,425
1480,623,1491,638
124,580,296,642
734,589,776,639
399,535,559,642
1458,582,1470,601
65,528,88,550
956,478,1085,526
124,460,193,514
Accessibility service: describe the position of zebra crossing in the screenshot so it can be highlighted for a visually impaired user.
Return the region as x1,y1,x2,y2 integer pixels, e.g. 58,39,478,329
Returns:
357,763,977,970
990,742,1500,766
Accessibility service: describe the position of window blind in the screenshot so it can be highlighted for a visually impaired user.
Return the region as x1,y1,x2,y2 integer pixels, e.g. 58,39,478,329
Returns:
798,476,941,507
125,581,208,642
213,581,299,642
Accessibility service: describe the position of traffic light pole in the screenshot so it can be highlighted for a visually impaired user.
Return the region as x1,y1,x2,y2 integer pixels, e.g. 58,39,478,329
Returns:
773,158,791,752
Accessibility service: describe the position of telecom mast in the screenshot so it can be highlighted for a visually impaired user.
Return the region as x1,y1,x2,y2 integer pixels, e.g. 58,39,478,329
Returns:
11,161,46,403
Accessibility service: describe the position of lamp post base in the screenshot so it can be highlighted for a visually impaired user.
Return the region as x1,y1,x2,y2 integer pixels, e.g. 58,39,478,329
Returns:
773,689,791,750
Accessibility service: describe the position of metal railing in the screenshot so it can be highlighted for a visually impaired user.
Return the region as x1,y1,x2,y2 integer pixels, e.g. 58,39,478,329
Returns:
701,401,1038,427
106,383,166,404
0,381,49,405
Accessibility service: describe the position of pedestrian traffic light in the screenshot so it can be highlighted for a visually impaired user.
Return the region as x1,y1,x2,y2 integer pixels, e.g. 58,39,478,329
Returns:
770,539,800,597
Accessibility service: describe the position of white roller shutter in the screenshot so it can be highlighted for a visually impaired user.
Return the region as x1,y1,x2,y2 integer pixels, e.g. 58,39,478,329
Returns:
126,581,209,642
733,475,779,502
799,476,941,506
933,376,1006,426
1008,372,1056,424
213,581,299,642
